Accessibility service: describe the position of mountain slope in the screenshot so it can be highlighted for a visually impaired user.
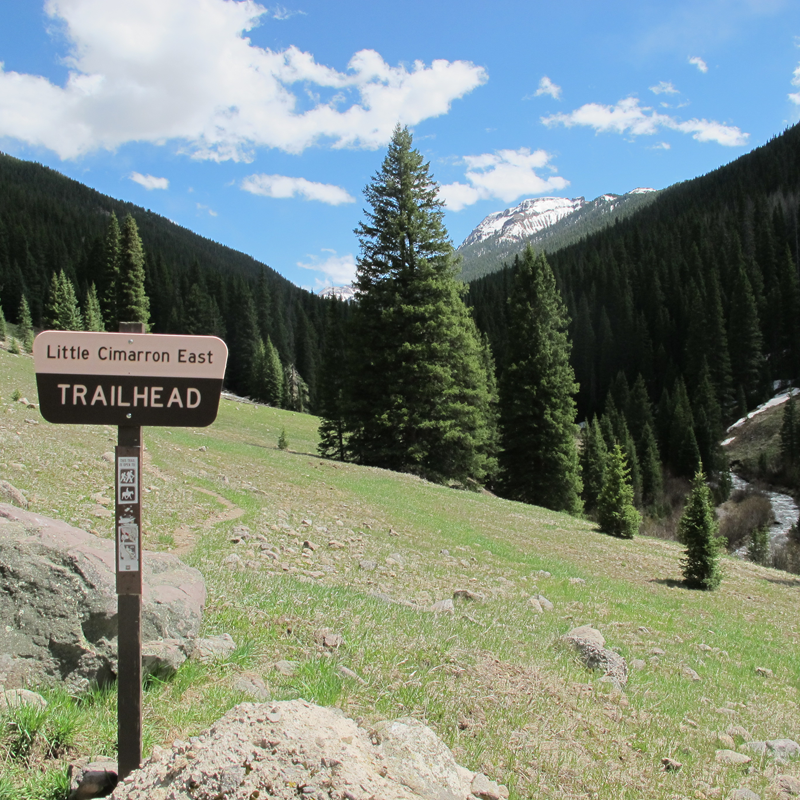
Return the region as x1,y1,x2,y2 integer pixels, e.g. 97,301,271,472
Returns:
457,189,659,282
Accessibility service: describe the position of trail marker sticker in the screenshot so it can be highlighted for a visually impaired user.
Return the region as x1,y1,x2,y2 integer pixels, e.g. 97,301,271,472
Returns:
118,457,139,504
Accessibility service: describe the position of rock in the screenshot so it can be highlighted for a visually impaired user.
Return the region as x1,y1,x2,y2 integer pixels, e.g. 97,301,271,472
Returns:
222,553,243,569
388,552,404,565
728,726,752,741
561,626,628,687
729,790,760,800
328,540,346,549
0,479,27,508
0,504,205,691
302,540,318,551
110,700,504,800
68,758,118,800
715,749,752,765
233,674,270,700
141,639,187,679
718,734,736,749
359,559,377,571
661,757,682,771
192,634,236,663
101,452,115,462
453,589,484,603
0,688,47,710
683,666,702,682
568,577,586,585
763,740,800,762
431,599,455,614
536,594,554,610
630,658,646,670
273,660,298,676
536,570,552,578
776,775,800,796
755,667,774,678
528,597,543,613
338,665,367,685
315,629,344,648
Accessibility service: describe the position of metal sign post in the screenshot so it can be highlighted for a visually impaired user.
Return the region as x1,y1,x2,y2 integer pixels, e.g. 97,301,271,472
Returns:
33,325,228,781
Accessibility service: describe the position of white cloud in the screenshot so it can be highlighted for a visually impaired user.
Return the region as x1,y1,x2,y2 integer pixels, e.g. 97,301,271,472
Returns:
129,171,169,190
542,96,747,147
196,203,218,216
790,63,800,105
439,148,569,211
534,76,561,100
688,56,708,73
241,173,355,204
269,4,305,20
652,141,671,150
0,0,487,161
297,250,356,285
650,81,679,95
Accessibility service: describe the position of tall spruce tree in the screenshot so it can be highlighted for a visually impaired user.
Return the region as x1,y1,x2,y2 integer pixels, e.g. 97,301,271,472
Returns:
335,125,498,484
679,470,723,590
117,215,150,327
597,444,640,538
44,270,83,331
18,295,33,352
498,247,582,514
83,283,105,331
580,417,608,512
100,213,121,330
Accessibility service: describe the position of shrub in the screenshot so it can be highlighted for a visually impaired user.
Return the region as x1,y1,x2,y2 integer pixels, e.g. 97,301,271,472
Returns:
277,428,288,451
747,524,770,566
718,489,772,551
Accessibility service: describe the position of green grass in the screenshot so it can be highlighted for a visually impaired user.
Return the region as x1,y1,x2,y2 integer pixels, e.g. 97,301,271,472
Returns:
1,342,799,799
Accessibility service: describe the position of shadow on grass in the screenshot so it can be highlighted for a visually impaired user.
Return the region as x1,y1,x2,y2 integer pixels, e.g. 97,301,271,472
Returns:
763,575,800,587
649,578,692,590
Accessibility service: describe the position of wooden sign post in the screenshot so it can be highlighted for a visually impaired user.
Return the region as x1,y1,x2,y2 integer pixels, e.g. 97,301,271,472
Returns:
33,325,228,780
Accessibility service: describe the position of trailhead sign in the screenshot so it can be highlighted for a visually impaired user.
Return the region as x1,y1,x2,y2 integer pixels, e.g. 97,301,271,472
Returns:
33,331,228,427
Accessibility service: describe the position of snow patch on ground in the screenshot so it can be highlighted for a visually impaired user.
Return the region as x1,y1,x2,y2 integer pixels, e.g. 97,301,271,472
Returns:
726,388,798,434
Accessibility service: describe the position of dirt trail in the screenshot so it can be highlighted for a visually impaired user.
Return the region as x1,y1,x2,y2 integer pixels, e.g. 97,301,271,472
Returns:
172,487,244,556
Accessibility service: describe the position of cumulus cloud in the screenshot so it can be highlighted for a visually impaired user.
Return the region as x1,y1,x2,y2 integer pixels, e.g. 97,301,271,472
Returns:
129,171,169,190
0,0,486,161
241,173,355,204
542,96,747,147
790,63,800,105
650,81,678,95
439,148,569,211
297,250,357,285
534,76,561,100
688,56,708,73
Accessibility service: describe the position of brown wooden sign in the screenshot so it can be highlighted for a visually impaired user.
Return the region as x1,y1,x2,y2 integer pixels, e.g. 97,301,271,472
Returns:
33,331,228,426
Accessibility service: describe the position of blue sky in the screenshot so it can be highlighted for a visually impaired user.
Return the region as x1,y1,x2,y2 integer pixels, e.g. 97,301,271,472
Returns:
1,0,799,290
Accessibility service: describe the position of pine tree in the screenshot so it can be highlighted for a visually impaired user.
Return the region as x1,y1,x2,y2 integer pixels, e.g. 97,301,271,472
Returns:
747,525,770,566
498,247,582,513
100,213,121,330
638,422,663,507
263,336,284,407
669,377,701,478
581,417,608,512
679,470,723,590
0,294,6,341
780,393,799,479
83,283,105,331
339,125,498,484
597,444,640,538
117,215,150,327
44,270,83,331
18,295,33,352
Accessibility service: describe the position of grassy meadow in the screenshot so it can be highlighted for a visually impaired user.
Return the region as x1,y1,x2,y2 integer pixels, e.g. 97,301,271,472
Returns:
0,343,798,800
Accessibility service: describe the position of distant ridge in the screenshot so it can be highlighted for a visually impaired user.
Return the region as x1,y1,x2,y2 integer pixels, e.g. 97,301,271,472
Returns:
457,188,658,282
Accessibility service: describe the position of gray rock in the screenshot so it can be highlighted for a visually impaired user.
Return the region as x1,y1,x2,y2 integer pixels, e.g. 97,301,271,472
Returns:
222,553,243,569
109,700,502,800
776,775,800,796
359,559,377,571
141,639,187,679
0,504,205,691
535,594,554,610
715,749,752,765
273,660,298,676
0,688,47,710
561,626,628,686
755,666,774,678
193,634,236,663
752,739,800,762
453,590,484,603
630,659,646,671
0,479,27,509
431,599,455,614
68,758,118,800
683,666,702,682
233,674,270,700
728,726,752,741
729,789,760,800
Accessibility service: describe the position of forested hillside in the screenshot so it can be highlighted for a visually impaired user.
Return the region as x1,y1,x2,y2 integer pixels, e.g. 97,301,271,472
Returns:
468,124,800,495
0,151,346,411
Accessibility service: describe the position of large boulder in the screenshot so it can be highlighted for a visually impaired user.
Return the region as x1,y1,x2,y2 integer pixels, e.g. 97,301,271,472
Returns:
110,700,508,800
561,625,628,687
0,503,205,692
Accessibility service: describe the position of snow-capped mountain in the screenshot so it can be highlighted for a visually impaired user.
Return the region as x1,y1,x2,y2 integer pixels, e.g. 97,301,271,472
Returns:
457,188,658,281
318,285,356,302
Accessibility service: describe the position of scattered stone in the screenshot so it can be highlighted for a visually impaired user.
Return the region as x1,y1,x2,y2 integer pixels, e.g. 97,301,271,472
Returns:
233,674,270,700
729,790,760,800
0,688,47,710
141,640,187,679
440,548,450,556
536,594,554,610
68,758,118,800
192,634,236,663
338,665,367,685
359,559,377,571
683,666,702,682
718,734,737,749
536,570,552,578
316,630,344,649
528,597,543,613
716,708,737,716
745,739,800,762
24,418,38,424
0,504,205,691
431,598,455,614
388,552,404,565
0,480,27,508
728,726,752,741
650,647,666,656
328,540,346,549
453,589,484,603
630,658,646,671
198,445,207,452
561,626,628,686
222,553,243,569
755,667,774,678
273,660,298,676
302,540,318,551
776,775,800,796
568,577,585,585
715,749,752,765
101,452,115,462
110,701,505,800
661,757,682,771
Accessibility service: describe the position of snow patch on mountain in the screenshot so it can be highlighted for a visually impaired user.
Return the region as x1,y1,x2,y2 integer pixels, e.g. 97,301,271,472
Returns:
318,285,356,302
